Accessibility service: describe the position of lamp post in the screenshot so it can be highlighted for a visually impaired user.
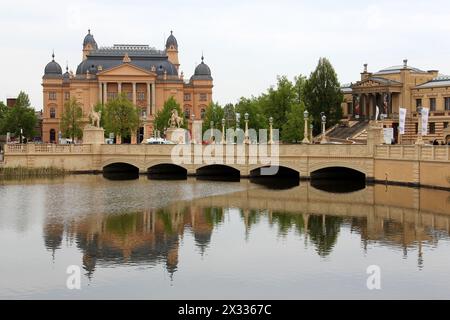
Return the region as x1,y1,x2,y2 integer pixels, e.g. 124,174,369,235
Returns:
310,123,313,144
20,128,23,144
210,120,215,143
244,112,250,144
302,110,310,144
415,106,424,145
141,111,147,143
191,113,195,144
221,118,226,144
320,113,327,144
269,116,274,144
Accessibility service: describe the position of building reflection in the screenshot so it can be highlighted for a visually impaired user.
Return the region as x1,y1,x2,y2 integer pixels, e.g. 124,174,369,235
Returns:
43,182,450,277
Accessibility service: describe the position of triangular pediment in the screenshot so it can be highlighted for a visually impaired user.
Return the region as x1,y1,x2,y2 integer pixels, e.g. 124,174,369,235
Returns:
353,77,402,89
98,63,155,77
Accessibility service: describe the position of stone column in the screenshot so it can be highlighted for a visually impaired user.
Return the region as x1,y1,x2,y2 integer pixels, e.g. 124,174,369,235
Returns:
151,82,156,115
98,82,102,104
132,82,137,105
147,82,151,115
103,82,107,104
118,82,122,94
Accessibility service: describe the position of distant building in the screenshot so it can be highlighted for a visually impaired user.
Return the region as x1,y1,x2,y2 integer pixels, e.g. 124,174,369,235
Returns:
42,30,213,143
341,60,450,144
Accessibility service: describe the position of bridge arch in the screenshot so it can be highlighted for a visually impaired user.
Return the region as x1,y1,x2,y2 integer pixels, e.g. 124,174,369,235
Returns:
249,165,300,179
196,164,241,181
148,163,188,179
102,162,140,180
101,158,144,172
309,162,367,179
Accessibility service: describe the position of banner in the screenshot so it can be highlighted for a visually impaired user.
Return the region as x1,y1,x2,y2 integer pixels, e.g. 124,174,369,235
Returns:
383,128,394,144
375,105,380,121
421,107,429,136
399,108,407,135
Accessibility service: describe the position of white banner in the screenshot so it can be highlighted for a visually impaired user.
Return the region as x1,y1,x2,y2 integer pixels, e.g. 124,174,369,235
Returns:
421,107,429,136
375,105,380,121
399,108,407,135
383,128,394,144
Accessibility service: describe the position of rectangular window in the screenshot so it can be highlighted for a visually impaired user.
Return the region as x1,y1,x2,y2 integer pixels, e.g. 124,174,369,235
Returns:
415,123,418,134
137,92,145,101
64,92,70,101
127,92,133,101
429,122,436,134
430,98,436,111
200,93,207,101
416,99,422,108
49,92,56,100
184,93,191,101
444,122,449,129
107,92,118,101
445,97,450,111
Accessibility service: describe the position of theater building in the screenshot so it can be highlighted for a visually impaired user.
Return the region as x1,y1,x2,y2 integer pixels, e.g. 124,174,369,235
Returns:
42,30,213,143
341,60,450,144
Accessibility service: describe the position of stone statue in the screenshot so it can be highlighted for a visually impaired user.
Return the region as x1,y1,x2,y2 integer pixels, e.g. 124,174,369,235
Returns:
90,109,102,128
168,109,184,128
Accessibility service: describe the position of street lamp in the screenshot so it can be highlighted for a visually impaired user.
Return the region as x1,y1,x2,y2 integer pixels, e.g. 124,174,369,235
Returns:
20,128,23,144
302,110,310,144
244,112,249,144
320,113,327,144
210,121,215,143
191,113,196,144
221,118,226,144
415,106,424,145
269,116,274,144
310,123,313,144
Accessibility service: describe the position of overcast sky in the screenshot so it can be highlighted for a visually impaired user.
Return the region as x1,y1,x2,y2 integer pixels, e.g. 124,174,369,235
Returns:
2,0,450,109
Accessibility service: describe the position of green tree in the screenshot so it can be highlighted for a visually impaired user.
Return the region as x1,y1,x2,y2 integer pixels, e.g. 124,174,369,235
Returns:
235,97,266,131
223,103,236,128
0,101,7,132
153,96,186,134
282,102,305,143
60,97,83,142
103,93,140,140
293,75,307,105
1,91,37,139
304,57,343,134
202,102,224,134
260,76,297,135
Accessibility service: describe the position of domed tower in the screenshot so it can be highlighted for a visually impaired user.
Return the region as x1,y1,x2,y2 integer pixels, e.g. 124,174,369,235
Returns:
165,30,179,71
191,55,213,81
82,29,98,61
44,52,63,77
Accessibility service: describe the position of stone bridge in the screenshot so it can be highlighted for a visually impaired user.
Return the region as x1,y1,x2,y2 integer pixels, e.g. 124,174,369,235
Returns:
3,140,450,189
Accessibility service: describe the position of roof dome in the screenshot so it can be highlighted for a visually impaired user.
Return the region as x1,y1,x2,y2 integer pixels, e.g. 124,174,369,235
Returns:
63,65,70,81
83,29,98,49
44,53,63,75
191,56,212,80
165,31,178,50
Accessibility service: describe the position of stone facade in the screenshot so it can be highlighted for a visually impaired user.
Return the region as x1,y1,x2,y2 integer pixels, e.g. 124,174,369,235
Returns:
341,60,450,144
42,30,213,144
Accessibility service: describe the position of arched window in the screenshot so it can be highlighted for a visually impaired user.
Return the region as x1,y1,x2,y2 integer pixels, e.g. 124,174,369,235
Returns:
50,107,56,119
184,107,190,119
49,129,56,143
201,108,206,119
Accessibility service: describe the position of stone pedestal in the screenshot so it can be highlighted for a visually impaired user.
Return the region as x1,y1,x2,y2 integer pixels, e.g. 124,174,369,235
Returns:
83,125,105,145
166,127,186,144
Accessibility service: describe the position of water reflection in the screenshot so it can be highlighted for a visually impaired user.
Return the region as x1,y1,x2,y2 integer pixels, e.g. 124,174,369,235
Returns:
42,182,450,279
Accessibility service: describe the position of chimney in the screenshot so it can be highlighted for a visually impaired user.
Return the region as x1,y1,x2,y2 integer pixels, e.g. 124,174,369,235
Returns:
403,59,408,69
364,63,368,73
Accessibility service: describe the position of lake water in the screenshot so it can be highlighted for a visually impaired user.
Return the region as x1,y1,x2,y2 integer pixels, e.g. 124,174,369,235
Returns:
0,175,449,299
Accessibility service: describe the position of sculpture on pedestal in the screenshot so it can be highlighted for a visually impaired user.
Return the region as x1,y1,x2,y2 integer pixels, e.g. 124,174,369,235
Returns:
89,109,102,128
168,109,184,128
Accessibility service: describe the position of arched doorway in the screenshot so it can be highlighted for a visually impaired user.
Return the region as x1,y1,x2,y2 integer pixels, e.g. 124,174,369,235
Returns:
49,129,56,143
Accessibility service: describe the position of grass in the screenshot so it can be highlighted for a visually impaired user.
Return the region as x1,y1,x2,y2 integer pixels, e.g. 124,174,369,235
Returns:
0,167,66,180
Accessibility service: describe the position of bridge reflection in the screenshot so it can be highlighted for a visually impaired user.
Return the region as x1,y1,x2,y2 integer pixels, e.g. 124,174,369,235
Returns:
43,181,450,279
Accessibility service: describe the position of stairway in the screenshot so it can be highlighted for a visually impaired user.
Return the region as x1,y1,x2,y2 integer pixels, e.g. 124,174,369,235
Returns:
326,120,370,142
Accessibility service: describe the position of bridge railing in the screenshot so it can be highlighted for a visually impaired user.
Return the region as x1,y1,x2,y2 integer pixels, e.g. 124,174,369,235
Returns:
5,144,93,154
375,145,450,161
